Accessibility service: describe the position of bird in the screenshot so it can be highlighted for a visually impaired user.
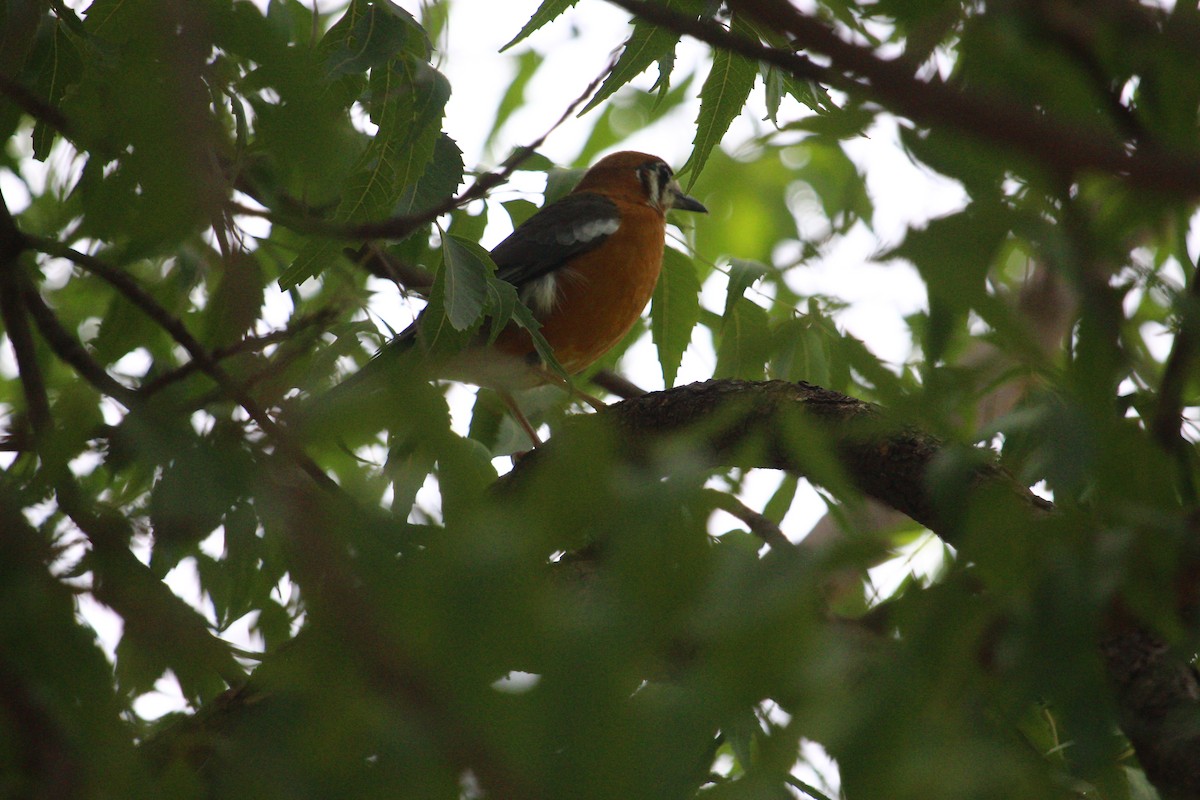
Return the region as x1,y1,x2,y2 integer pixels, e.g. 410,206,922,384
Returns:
314,151,707,447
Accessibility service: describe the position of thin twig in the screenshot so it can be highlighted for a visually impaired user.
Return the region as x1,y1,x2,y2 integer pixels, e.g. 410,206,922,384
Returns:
138,307,337,397
32,239,340,495
21,283,141,407
704,488,794,552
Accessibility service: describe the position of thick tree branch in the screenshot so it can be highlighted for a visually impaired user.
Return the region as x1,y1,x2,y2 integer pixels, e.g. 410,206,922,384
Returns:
506,379,1047,538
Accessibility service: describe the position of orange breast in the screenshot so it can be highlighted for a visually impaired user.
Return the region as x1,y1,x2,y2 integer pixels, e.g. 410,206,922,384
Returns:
496,202,666,375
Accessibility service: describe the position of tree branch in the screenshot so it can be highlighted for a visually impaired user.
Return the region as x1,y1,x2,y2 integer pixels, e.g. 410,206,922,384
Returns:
505,379,1048,538
606,0,1200,197
0,187,49,439
32,239,340,495
21,283,141,408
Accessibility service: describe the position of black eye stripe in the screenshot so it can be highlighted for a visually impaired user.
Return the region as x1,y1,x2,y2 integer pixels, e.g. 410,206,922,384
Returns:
638,160,673,202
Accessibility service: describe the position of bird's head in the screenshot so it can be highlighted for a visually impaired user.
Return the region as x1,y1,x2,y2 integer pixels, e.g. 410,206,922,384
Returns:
574,151,708,215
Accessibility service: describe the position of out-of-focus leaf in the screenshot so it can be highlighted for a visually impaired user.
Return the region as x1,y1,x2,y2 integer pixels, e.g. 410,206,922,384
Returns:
281,55,450,288
202,251,265,348
884,202,1009,360
486,49,542,147
791,140,872,232
715,298,771,380
723,258,769,319
29,21,83,160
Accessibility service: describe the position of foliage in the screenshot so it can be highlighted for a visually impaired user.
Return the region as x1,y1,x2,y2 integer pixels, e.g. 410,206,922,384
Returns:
2,0,1200,798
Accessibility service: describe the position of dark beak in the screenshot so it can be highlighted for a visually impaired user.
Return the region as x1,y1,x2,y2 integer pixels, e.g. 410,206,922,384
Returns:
669,185,708,214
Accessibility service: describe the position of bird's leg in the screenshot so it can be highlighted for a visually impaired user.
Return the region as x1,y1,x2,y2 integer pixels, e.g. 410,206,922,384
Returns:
498,389,543,448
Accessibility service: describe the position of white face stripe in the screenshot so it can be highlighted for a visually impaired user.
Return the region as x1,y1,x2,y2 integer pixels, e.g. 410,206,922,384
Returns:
637,159,678,210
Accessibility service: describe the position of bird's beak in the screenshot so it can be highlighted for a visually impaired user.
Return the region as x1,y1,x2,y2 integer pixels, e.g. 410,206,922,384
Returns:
667,182,707,214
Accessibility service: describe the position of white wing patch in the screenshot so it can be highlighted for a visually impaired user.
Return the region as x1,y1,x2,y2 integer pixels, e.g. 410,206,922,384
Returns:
554,216,620,246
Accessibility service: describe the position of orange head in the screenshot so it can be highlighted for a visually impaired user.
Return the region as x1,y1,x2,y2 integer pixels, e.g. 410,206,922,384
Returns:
572,151,708,215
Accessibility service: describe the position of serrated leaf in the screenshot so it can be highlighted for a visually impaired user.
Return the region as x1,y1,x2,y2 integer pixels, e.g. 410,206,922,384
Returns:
723,258,768,319
579,0,701,116
680,14,758,189
651,248,701,388
281,56,450,288
321,0,429,75
501,0,581,51
441,234,494,330
715,298,770,380
394,133,464,216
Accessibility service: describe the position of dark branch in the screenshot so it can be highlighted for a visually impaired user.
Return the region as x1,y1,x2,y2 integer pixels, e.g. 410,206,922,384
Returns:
0,188,49,438
704,488,794,551
505,379,1047,538
606,0,1200,197
21,283,140,408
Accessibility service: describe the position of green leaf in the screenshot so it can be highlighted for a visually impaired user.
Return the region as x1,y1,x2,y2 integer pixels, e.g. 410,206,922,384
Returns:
321,0,429,75
440,233,494,331
30,21,83,161
394,133,464,217
579,0,702,116
715,298,771,380
501,0,581,51
723,258,769,319
502,198,540,229
281,56,450,288
763,474,800,524
203,251,265,349
884,202,1009,360
680,14,758,189
651,248,702,388
790,141,872,232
